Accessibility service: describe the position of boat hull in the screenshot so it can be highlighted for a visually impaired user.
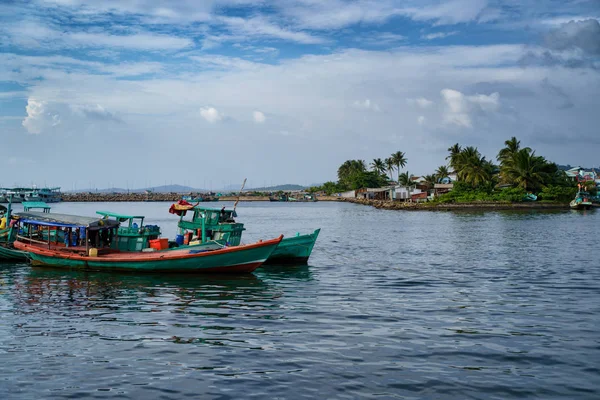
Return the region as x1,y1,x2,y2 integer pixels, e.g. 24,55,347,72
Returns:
264,229,320,265
570,200,592,210
0,244,27,261
14,236,282,273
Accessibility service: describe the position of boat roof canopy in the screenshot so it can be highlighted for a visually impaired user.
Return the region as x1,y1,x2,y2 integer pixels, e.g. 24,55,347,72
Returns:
23,201,51,211
14,212,120,230
193,206,235,213
96,211,144,221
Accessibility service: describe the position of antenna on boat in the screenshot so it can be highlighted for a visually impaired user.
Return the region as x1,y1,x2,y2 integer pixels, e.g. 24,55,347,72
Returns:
233,178,247,214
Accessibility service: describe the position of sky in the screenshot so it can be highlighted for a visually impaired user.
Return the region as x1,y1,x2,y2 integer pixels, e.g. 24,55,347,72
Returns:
0,0,599,190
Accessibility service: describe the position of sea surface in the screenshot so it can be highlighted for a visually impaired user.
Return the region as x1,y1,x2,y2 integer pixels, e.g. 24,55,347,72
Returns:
1,201,599,399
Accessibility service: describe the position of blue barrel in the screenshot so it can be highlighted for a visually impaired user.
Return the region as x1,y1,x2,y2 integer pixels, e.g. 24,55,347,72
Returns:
175,234,184,246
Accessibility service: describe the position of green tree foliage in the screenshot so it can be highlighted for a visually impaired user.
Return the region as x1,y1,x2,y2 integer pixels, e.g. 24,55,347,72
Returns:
337,159,367,188
384,157,395,180
452,146,496,187
370,158,386,175
446,143,462,171
318,181,343,195
435,165,450,182
336,159,388,191
391,151,407,182
422,174,438,188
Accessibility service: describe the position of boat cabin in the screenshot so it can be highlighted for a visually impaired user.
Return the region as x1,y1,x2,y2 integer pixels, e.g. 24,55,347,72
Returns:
96,211,161,251
13,212,120,256
23,201,51,213
178,206,245,246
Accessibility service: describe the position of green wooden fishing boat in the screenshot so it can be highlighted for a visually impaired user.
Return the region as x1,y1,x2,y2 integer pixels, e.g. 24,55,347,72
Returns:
170,202,320,264
13,212,281,273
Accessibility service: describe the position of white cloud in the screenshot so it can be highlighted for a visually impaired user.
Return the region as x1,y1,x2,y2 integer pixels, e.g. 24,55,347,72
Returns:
218,16,326,44
67,32,193,50
200,106,223,123
22,98,61,134
70,104,119,121
403,0,489,25
422,31,459,40
189,55,262,71
253,111,266,123
1,21,193,51
407,97,434,108
353,99,381,112
440,89,500,128
417,116,426,125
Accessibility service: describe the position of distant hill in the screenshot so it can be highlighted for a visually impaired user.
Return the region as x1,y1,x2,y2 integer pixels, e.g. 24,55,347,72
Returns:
67,184,208,193
247,184,307,191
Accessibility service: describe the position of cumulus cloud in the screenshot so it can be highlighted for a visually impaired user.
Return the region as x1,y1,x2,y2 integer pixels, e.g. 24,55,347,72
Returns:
253,111,266,123
200,106,223,123
544,19,600,55
407,97,434,108
353,99,381,112
22,98,61,134
70,104,120,121
440,89,499,128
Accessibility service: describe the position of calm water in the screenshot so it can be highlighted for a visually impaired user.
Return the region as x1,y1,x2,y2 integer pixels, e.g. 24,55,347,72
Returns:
1,201,599,399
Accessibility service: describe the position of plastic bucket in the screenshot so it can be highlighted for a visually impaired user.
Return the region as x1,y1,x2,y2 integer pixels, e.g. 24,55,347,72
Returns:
175,234,184,246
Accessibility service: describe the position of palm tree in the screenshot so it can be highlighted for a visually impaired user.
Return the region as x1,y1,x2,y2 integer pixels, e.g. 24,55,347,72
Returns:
435,165,450,182
384,157,395,181
502,149,552,191
451,147,495,187
370,158,385,175
497,136,530,165
391,151,407,182
446,143,462,171
337,159,367,188
422,174,438,189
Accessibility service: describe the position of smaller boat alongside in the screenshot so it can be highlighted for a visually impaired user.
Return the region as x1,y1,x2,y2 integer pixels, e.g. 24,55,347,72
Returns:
570,191,593,210
170,202,320,264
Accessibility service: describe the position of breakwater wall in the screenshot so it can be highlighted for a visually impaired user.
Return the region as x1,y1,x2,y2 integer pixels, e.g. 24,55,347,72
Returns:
341,198,572,211
61,193,341,202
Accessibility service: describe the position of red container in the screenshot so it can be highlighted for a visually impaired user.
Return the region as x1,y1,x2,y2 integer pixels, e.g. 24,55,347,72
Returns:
149,238,169,250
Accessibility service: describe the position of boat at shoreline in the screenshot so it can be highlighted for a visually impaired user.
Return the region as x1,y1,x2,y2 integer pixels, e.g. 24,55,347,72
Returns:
570,191,593,210
0,187,62,203
12,212,282,273
0,200,52,261
182,193,219,202
171,202,320,264
269,193,317,202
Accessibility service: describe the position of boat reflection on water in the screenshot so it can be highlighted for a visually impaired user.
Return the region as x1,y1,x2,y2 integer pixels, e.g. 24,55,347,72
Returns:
12,267,278,311
257,264,314,282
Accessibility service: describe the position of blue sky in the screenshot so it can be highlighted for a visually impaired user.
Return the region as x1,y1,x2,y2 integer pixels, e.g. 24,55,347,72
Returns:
0,0,599,190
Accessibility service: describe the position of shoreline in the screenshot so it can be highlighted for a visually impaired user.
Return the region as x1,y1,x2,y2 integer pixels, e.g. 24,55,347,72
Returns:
339,198,584,211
